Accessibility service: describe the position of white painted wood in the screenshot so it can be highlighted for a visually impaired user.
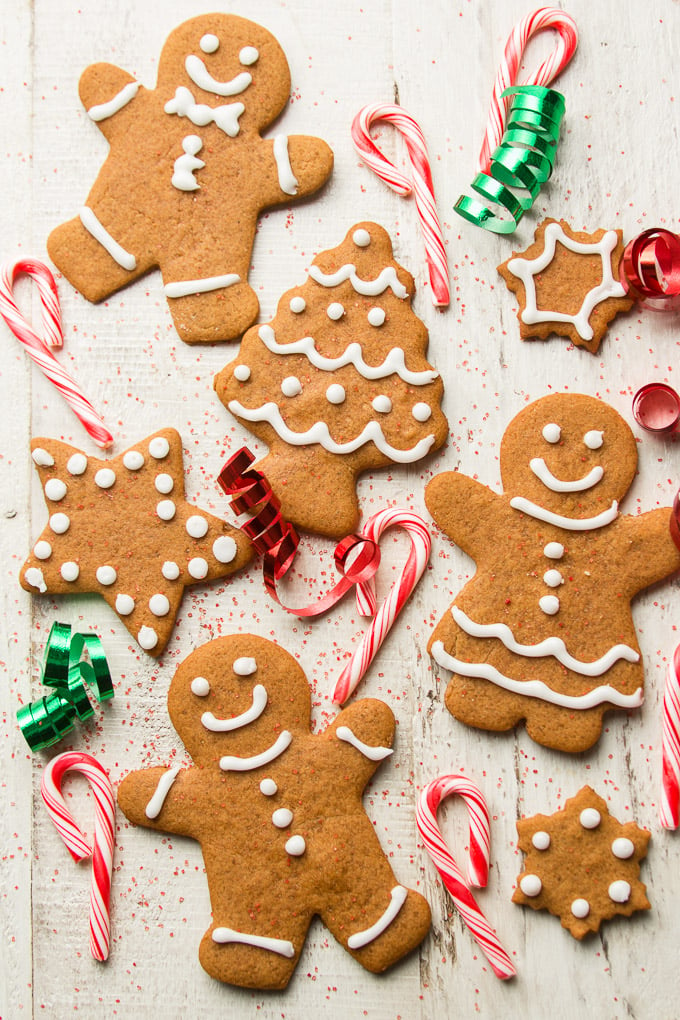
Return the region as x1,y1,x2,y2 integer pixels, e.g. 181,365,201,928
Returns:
2,0,680,1016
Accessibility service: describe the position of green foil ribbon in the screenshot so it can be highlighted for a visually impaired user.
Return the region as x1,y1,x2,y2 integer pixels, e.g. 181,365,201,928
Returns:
454,85,566,234
17,622,113,751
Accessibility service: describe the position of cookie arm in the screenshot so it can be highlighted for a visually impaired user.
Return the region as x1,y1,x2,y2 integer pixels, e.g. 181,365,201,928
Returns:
425,470,504,561
261,135,333,205
117,765,204,841
325,699,395,787
618,508,680,594
78,63,142,142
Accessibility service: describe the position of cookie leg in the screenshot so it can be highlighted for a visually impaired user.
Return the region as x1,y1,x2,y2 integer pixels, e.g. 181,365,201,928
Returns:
198,914,311,990
47,215,148,302
162,274,260,344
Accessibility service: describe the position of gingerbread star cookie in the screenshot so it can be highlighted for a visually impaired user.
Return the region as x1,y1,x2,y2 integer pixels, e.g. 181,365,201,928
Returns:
498,218,634,353
20,430,252,655
513,786,651,939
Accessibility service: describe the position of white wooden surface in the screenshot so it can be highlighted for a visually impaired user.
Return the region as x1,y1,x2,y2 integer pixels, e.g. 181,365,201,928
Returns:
2,0,680,1016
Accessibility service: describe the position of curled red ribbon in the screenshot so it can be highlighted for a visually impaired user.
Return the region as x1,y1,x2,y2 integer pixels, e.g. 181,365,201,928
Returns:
620,228,680,310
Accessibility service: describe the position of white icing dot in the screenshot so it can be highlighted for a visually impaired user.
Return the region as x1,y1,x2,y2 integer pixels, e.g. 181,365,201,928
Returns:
412,402,432,422
584,430,604,450
213,536,237,563
571,898,590,919
162,560,181,580
191,676,211,696
608,880,631,903
186,515,209,539
260,778,277,796
199,33,219,53
239,45,259,65
24,567,46,592
272,808,293,828
32,448,55,467
138,626,159,651
372,395,392,414
188,557,209,579
327,302,344,320
155,473,174,494
233,364,251,382
96,565,117,586
353,228,371,247
123,450,144,471
156,500,176,521
34,540,52,560
149,436,170,459
367,306,386,327
44,478,67,501
543,569,564,588
543,542,564,559
580,808,601,830
285,835,306,856
611,837,635,860
326,384,346,405
519,874,542,897
539,595,560,615
532,830,551,850
115,593,135,616
60,561,79,582
289,296,306,314
66,453,87,475
49,513,70,534
233,657,257,676
542,423,561,443
149,593,171,617
281,376,302,397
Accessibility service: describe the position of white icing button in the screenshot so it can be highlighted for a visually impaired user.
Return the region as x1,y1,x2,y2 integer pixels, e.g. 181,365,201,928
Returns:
199,33,219,53
138,626,159,651
584,430,604,450
24,567,46,592
608,880,631,903
611,837,635,860
367,307,386,327
186,515,209,539
539,595,560,615
233,657,257,676
532,830,551,850
115,593,135,615
233,364,251,382
94,468,116,489
281,376,302,397
285,835,306,856
188,557,209,579
543,542,564,560
289,296,306,313
49,513,70,534
519,874,542,897
272,808,293,828
191,676,211,696
213,536,237,563
260,778,278,796
123,450,144,471
571,898,590,919
32,448,55,467
96,565,117,586
327,302,344,320
44,478,67,501
155,473,174,494
60,561,79,582
543,569,564,588
353,228,371,247
326,384,346,405
542,423,561,443
412,402,432,422
162,560,181,580
239,45,259,65
149,436,170,459
372,395,392,414
580,808,602,830
156,500,176,521
34,540,52,560
66,453,87,475
149,593,170,617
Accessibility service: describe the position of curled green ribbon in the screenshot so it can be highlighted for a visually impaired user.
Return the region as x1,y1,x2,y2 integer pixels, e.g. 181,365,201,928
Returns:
454,86,566,234
17,622,113,751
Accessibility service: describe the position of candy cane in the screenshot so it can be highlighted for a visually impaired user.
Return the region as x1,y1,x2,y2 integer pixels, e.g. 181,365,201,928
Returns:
0,258,113,448
332,509,431,704
351,104,449,307
40,751,116,961
416,775,516,980
479,7,578,173
661,644,680,829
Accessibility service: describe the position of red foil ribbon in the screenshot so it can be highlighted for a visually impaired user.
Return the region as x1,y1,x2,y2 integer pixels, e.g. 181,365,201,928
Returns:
670,490,680,554
632,383,680,436
620,228,680,310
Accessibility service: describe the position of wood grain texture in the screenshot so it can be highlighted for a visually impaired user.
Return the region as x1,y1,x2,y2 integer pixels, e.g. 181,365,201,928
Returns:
2,0,679,1016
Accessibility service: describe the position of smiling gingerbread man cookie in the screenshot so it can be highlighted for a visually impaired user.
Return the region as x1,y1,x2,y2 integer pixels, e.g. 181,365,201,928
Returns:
117,634,431,990
426,393,680,752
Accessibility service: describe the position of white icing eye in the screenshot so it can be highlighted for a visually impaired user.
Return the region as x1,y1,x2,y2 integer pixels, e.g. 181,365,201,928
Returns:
60,561,79,582
584,430,604,450
327,302,344,320
281,376,302,397
239,46,259,66
611,837,635,859
138,626,159,650
571,898,590,919
412,402,432,422
532,830,550,850
66,453,87,475
233,364,251,382
115,593,135,615
162,561,181,580
289,296,306,313
34,540,52,560
123,450,145,471
33,448,55,467
353,228,371,247
372,395,392,414
519,874,542,897
49,513,70,534
191,676,211,697
199,33,219,54
580,808,601,830
326,384,346,405
149,436,170,459
367,307,386,327
608,880,631,903
542,423,561,443
45,478,67,501
233,657,257,676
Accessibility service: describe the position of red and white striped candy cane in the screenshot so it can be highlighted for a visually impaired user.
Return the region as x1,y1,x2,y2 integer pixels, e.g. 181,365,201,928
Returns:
41,751,116,961
351,104,449,307
0,258,113,448
416,774,516,981
661,643,680,829
478,7,578,173
332,508,431,704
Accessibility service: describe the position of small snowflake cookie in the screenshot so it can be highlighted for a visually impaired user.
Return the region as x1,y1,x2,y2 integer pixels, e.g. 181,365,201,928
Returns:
513,786,651,939
497,218,634,353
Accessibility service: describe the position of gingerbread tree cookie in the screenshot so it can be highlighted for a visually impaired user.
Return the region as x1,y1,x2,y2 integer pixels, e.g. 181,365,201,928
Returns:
498,219,634,353
513,786,651,939
214,222,448,538
117,634,431,990
426,392,680,752
47,14,333,343
20,430,252,656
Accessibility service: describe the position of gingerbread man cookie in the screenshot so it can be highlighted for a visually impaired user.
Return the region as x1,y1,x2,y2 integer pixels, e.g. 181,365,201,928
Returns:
117,634,431,989
47,14,333,343
426,393,680,752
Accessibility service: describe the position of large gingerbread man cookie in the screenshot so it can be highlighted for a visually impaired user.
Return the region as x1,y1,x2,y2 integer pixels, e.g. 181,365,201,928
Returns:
117,634,431,989
426,393,680,752
47,14,333,343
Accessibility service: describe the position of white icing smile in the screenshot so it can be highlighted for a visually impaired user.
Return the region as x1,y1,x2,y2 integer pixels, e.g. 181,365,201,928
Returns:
510,495,618,531
201,683,268,732
529,457,604,493
185,54,252,96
